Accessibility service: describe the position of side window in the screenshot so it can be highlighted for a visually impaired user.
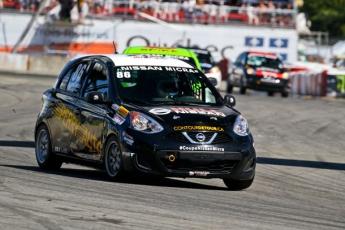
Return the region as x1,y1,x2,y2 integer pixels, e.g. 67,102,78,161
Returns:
59,61,91,94
83,62,108,98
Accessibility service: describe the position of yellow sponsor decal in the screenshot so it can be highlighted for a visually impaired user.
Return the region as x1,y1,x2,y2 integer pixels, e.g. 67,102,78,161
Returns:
51,102,102,155
174,126,224,132
117,106,129,118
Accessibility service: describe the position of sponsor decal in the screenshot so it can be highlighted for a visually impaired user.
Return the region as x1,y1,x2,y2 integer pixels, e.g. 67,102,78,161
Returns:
113,114,125,125
111,103,120,111
119,66,198,73
54,146,68,154
117,106,129,118
51,102,102,155
149,108,171,115
132,56,159,59
189,171,209,176
179,146,224,152
120,66,163,71
123,132,134,145
174,126,224,132
194,171,210,176
171,108,226,117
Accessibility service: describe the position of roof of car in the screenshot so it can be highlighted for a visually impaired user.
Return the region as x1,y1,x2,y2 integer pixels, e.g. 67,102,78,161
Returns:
122,46,202,70
123,46,195,56
248,51,278,58
72,54,196,68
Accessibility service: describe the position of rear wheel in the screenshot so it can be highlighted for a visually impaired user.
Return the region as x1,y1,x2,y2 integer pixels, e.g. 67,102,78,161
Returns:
223,175,254,190
35,124,62,170
104,136,125,181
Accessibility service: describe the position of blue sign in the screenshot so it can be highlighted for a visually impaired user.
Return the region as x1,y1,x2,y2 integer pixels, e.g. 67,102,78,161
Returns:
245,37,264,47
278,53,287,61
270,38,288,48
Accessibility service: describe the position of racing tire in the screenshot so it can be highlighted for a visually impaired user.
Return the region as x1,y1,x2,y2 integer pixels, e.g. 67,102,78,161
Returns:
35,124,62,170
239,86,246,95
239,78,246,94
223,175,254,190
226,82,233,93
104,136,125,181
267,91,274,97
281,90,289,98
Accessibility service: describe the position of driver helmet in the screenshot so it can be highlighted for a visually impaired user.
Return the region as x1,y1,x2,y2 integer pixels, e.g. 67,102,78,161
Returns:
157,78,179,98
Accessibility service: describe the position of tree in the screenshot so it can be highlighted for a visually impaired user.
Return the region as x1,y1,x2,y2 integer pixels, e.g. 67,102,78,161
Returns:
300,0,345,37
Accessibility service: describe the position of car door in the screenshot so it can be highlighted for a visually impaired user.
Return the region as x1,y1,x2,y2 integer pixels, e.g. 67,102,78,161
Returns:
71,61,109,161
48,59,92,156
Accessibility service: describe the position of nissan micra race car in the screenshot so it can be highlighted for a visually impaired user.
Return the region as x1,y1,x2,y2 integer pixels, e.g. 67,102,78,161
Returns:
227,51,290,97
34,54,256,190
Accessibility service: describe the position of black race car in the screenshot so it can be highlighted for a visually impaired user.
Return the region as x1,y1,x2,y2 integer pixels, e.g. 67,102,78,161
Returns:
227,51,290,97
35,54,256,190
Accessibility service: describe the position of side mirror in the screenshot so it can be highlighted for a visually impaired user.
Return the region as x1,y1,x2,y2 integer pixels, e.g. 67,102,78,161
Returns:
224,94,236,107
86,91,108,104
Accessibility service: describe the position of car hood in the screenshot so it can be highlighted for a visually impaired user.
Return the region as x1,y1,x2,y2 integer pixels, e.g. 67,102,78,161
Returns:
124,104,240,125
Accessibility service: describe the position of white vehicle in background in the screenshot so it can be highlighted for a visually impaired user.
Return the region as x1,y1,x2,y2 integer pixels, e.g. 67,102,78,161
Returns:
177,46,222,90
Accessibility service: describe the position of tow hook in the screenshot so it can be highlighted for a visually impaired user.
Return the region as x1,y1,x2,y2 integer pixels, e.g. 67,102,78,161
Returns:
168,153,176,162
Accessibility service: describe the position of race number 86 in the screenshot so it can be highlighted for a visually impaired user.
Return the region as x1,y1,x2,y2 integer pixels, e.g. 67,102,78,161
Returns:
117,72,131,78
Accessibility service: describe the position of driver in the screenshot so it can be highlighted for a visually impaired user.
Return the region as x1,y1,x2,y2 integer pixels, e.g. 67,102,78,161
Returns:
156,77,179,99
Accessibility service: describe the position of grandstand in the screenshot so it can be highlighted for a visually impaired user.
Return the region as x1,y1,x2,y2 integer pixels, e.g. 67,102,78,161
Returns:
1,0,296,28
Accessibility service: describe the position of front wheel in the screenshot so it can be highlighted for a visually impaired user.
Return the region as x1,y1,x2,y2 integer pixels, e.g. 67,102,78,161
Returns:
35,124,62,170
104,136,125,181
239,78,246,94
223,175,254,190
281,90,289,98
226,79,233,93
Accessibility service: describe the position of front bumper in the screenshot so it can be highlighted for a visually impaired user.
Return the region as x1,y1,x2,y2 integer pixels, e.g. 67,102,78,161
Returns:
244,75,290,92
121,129,256,180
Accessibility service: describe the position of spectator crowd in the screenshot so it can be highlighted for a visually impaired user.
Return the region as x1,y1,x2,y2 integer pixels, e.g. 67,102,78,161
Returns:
0,0,295,27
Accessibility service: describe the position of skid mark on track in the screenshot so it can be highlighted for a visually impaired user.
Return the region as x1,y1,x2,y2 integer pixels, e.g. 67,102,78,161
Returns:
0,203,64,230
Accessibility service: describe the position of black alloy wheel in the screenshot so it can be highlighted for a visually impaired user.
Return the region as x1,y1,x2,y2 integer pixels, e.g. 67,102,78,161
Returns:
104,136,125,181
35,124,62,170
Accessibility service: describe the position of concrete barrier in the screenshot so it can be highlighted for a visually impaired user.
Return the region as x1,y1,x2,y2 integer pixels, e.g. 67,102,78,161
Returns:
289,70,328,96
0,53,69,76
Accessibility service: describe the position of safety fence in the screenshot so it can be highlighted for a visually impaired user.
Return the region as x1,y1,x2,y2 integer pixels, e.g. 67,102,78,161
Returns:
287,67,345,98
289,70,328,97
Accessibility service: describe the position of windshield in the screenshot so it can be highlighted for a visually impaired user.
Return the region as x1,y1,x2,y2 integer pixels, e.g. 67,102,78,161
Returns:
246,54,283,69
193,51,215,65
114,66,223,105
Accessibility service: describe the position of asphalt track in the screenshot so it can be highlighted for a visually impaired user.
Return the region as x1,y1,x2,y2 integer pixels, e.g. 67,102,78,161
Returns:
0,73,345,230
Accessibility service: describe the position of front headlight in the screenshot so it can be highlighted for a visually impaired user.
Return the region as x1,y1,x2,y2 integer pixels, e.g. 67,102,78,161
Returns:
246,68,255,75
282,72,289,79
130,111,163,133
210,66,220,73
233,115,249,136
